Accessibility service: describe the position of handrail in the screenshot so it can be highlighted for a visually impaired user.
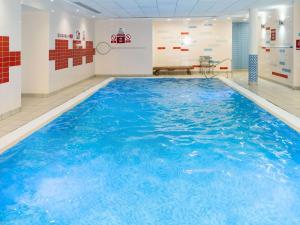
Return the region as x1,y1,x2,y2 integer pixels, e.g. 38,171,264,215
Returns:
206,58,233,79
212,58,231,67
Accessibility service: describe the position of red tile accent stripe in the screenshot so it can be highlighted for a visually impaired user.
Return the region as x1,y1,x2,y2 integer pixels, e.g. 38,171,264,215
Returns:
173,47,181,50
0,36,21,84
266,49,270,52
181,49,189,51
193,65,211,68
157,47,166,50
181,32,189,35
49,39,96,71
272,72,288,78
220,67,228,70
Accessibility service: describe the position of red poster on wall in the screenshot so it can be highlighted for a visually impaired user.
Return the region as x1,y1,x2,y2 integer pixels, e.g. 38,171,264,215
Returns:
296,40,300,50
271,29,276,41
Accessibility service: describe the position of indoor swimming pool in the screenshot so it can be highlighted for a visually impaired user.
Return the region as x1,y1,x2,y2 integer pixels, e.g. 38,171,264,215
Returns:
1,78,300,225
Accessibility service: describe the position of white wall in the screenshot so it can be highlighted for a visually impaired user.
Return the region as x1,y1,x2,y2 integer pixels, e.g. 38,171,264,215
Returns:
49,11,95,93
22,10,49,94
0,0,21,116
153,19,232,71
95,19,153,76
258,5,294,86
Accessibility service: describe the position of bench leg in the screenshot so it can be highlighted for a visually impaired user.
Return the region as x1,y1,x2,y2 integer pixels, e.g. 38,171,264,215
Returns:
154,70,160,76
187,69,192,75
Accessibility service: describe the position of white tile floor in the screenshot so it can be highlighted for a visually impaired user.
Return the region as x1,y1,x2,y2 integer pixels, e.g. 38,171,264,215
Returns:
0,72,300,138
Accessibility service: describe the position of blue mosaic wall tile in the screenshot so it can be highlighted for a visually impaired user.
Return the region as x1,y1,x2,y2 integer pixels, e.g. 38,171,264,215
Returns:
249,54,258,83
204,48,213,52
279,62,286,66
282,68,291,73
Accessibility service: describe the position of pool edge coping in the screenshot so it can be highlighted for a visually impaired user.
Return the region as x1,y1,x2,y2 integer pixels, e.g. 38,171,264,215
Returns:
219,77,300,133
0,77,115,155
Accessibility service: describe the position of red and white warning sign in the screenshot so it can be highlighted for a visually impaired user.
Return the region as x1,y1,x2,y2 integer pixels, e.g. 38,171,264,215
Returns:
296,40,300,50
271,29,276,41
111,28,132,44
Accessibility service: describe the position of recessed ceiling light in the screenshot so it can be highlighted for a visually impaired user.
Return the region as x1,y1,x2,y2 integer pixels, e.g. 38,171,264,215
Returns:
76,9,80,13
51,9,55,13
167,18,172,21
50,0,54,2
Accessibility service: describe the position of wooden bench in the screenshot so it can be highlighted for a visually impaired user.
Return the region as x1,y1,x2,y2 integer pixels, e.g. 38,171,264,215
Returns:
153,66,193,76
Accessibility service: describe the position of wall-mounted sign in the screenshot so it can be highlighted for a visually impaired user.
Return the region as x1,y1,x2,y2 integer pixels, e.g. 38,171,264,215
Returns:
271,29,276,41
57,33,73,39
296,40,300,50
57,30,86,40
83,31,86,41
111,28,131,44
75,30,81,40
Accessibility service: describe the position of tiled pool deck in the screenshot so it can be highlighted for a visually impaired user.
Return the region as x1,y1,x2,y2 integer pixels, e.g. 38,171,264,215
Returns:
0,76,107,138
0,73,300,139
232,72,300,118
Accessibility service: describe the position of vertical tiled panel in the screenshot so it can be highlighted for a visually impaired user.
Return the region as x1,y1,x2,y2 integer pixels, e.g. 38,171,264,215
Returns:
85,41,95,64
73,40,83,66
49,39,71,70
0,36,21,84
232,22,249,70
249,54,258,83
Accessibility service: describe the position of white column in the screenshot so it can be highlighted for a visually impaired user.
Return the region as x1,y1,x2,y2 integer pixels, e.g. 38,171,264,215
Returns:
293,0,300,88
248,8,259,85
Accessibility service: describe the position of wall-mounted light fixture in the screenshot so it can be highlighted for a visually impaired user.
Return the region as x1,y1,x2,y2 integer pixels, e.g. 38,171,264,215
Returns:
261,24,266,29
278,20,284,26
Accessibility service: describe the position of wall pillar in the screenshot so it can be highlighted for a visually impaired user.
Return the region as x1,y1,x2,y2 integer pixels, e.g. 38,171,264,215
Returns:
248,8,259,86
293,0,300,89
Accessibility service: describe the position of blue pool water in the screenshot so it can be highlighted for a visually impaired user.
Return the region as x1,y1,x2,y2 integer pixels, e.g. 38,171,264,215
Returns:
1,78,300,225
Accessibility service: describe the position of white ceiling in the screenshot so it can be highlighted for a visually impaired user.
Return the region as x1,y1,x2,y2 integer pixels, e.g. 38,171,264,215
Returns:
21,0,293,19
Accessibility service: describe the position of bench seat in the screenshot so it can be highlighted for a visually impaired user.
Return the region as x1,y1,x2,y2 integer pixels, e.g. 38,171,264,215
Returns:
153,66,194,75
